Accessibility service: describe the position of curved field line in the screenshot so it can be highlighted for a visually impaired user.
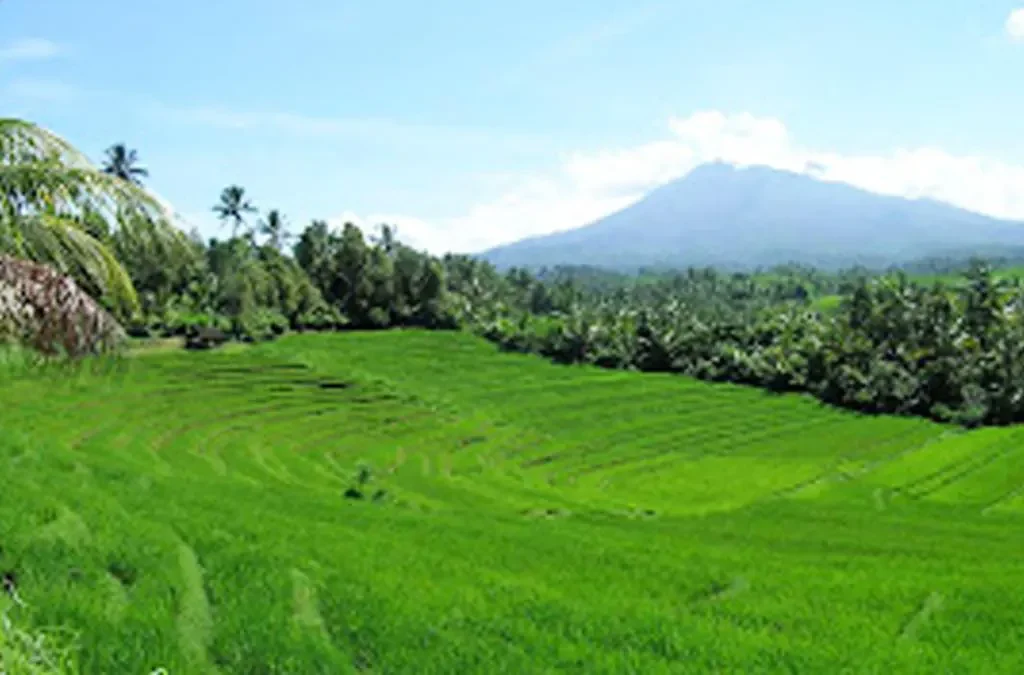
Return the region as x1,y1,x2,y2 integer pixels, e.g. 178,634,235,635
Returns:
898,592,943,641
481,383,729,413
146,399,333,455
906,434,1024,499
873,433,1008,496
176,540,218,673
290,568,330,639
541,402,816,462
59,383,312,450
565,415,855,483
491,383,725,413
981,482,1024,514
917,444,1024,502
501,391,788,434
520,405,835,477
773,426,950,499
186,397,369,478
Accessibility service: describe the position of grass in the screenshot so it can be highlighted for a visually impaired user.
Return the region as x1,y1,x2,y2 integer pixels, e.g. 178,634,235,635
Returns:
1,330,1023,673
1,596,76,675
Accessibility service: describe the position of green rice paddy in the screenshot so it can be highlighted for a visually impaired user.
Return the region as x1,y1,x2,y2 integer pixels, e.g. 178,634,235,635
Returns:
1,331,1022,673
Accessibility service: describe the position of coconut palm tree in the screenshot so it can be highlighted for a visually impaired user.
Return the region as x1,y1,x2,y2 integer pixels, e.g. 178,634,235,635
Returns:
102,143,149,186
258,209,290,251
1,118,185,312
212,185,257,239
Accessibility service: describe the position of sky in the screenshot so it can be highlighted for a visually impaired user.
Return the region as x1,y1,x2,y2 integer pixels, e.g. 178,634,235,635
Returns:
3,0,1024,253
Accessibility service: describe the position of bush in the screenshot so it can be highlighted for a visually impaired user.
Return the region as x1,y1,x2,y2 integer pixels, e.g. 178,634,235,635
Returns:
162,311,229,338
233,308,289,343
295,306,346,332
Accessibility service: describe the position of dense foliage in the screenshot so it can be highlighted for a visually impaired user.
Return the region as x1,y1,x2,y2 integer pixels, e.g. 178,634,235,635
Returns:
473,262,1024,426
0,119,184,312
7,118,1024,427
146,212,1022,427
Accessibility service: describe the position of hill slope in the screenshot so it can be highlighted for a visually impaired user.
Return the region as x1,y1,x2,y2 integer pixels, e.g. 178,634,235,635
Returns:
482,162,1024,270
1,332,1022,672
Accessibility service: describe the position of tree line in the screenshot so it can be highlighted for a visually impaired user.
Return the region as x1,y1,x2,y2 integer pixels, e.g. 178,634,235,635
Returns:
5,118,1024,427
475,262,1024,426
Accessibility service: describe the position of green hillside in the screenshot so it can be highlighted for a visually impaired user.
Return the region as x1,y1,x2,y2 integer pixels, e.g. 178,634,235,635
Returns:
2,331,1023,673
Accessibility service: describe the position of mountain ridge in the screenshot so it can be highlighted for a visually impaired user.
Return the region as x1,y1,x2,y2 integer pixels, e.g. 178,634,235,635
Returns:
481,162,1024,270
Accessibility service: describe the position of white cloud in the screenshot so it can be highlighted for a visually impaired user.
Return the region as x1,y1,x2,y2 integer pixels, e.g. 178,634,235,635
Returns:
336,110,1024,255
1008,9,1024,40
0,38,63,63
327,212,448,252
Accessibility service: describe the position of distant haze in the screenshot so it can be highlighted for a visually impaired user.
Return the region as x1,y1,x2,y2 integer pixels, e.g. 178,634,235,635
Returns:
482,162,1024,270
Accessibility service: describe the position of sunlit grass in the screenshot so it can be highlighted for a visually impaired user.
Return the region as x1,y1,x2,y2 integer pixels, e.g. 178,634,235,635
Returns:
1,597,76,675
0,330,1022,672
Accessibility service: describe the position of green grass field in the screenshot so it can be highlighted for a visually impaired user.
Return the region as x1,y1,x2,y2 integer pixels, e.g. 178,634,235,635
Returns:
910,265,1024,287
1,331,1023,673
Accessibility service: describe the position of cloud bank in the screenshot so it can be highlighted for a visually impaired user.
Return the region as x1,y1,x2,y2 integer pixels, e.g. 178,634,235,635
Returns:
339,111,1024,255
1008,9,1024,41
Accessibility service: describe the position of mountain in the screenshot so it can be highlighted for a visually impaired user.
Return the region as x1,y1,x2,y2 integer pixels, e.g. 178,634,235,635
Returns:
481,162,1024,270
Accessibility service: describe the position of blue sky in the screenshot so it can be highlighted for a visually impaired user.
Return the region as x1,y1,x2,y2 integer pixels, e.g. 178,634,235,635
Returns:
3,0,1024,252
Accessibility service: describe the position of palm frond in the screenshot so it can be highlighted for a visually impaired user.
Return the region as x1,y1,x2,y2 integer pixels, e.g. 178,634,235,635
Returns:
1,118,191,313
0,163,165,221
5,213,138,311
0,118,92,168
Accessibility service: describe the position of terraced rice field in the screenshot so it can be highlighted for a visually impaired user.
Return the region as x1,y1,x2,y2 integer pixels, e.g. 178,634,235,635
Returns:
1,330,1023,673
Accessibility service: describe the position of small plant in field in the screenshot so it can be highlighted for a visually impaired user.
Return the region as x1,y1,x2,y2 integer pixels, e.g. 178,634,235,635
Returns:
344,462,389,502
355,463,372,488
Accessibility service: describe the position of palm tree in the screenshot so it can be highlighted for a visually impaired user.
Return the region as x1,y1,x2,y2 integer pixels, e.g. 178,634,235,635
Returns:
371,223,398,254
212,185,257,239
1,118,185,312
102,143,148,186
258,209,290,251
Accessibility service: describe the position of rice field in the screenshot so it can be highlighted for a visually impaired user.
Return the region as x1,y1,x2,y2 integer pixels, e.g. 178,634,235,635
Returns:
1,330,1022,673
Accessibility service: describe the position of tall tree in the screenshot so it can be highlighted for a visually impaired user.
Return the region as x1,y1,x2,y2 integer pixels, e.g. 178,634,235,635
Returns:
294,219,337,294
0,118,185,311
258,209,290,251
101,143,149,186
213,185,257,239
